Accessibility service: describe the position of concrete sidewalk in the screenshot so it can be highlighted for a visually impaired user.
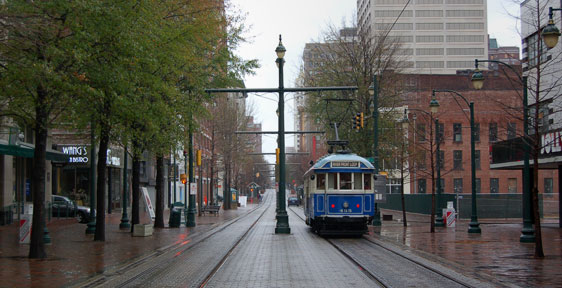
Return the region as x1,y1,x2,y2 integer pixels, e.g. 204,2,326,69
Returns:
0,204,256,288
372,209,562,288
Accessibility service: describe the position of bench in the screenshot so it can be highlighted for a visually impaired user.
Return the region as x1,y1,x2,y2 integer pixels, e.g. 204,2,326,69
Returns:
202,205,221,216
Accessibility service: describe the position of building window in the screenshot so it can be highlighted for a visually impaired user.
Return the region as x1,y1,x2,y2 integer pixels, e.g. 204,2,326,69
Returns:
416,35,444,43
453,123,462,142
416,48,444,55
454,178,463,193
507,122,517,139
416,10,444,17
416,61,444,68
446,10,484,17
490,178,499,193
525,32,549,69
489,122,498,142
544,178,553,195
446,35,484,42
417,124,426,142
474,123,480,142
508,178,517,193
446,22,485,30
453,150,463,170
475,178,481,194
439,150,444,169
418,179,427,194
474,150,481,170
417,150,427,169
447,48,485,55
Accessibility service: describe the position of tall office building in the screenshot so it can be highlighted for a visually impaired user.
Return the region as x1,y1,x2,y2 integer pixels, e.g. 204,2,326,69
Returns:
357,0,488,74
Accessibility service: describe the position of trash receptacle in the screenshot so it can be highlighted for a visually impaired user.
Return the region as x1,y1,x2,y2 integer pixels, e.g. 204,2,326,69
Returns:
169,203,183,228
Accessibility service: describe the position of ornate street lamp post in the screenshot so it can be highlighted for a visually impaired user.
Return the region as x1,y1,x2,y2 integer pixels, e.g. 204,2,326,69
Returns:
433,89,480,233
471,60,532,241
429,93,444,227
120,146,130,229
275,36,290,234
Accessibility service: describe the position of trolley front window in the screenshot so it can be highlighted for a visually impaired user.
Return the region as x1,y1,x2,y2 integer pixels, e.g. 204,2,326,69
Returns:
339,173,352,190
364,175,371,190
317,174,326,190
353,173,362,190
328,173,336,189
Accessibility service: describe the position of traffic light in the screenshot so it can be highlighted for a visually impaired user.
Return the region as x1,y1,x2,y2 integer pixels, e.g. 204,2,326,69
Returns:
196,150,202,166
180,173,187,184
354,113,361,130
275,148,280,164
360,112,364,128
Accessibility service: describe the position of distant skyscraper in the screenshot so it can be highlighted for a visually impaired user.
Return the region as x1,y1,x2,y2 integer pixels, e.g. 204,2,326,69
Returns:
357,0,488,74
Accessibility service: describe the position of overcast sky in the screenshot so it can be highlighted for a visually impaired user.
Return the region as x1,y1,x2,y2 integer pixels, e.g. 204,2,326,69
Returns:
228,0,522,163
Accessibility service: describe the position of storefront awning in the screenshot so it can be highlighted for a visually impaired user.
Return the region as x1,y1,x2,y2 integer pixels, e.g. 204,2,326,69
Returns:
0,142,69,162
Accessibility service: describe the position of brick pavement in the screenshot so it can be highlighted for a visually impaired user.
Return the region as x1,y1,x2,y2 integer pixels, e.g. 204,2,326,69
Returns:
0,204,255,288
373,209,562,288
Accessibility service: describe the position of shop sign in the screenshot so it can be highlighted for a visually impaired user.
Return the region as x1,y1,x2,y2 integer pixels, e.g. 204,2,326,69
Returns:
106,148,122,167
541,131,562,155
61,145,89,164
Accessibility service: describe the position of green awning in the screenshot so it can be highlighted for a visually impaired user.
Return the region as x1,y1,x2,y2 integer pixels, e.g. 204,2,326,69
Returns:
0,143,69,162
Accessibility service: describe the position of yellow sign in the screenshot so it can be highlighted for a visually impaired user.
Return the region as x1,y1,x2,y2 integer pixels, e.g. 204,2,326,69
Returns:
379,171,388,176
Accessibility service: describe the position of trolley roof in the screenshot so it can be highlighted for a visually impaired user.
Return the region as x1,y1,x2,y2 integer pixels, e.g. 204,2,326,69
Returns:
305,153,374,175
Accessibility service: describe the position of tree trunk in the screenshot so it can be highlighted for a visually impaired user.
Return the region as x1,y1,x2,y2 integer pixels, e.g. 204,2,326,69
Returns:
155,155,165,228
131,152,141,234
94,124,109,241
29,86,48,259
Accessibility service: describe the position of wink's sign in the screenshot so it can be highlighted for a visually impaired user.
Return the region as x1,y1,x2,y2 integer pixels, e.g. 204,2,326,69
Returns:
60,145,121,166
62,146,90,163
541,131,562,155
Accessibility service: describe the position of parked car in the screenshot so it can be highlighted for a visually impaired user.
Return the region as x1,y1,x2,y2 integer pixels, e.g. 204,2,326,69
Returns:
287,196,300,206
51,195,94,223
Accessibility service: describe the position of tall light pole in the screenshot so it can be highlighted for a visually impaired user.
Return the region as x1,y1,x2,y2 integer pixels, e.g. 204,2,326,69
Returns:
119,146,130,229
275,35,290,234
434,117,444,227
86,121,96,234
471,59,531,240
369,75,381,226
433,89,480,233
186,130,196,227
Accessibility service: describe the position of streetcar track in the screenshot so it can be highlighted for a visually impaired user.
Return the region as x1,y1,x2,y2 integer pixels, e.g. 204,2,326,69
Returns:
74,195,269,288
199,197,272,287
287,206,477,288
287,207,390,288
361,237,476,288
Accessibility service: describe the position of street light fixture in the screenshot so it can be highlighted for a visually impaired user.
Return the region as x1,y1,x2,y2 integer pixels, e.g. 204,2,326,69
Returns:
471,59,533,242
433,89,480,233
543,6,562,49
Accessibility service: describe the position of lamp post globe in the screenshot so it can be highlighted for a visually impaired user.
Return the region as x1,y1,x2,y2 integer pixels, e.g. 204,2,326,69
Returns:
543,18,561,49
471,69,485,90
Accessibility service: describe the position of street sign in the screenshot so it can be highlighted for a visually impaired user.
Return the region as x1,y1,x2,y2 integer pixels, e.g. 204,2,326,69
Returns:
374,174,387,203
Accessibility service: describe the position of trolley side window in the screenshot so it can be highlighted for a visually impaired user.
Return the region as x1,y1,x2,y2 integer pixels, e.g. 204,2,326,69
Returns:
364,175,372,190
317,173,326,190
353,173,362,190
328,173,336,189
339,173,352,190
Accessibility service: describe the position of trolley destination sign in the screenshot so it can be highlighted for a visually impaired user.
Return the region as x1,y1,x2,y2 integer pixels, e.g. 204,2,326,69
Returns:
331,161,360,168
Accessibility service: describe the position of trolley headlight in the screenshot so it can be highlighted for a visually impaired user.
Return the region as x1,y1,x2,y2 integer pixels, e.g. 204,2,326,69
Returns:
343,201,349,209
